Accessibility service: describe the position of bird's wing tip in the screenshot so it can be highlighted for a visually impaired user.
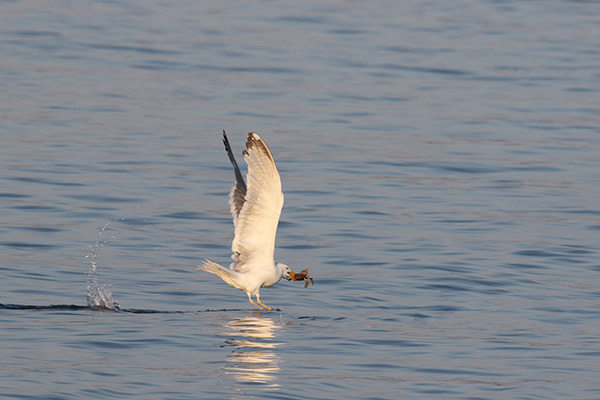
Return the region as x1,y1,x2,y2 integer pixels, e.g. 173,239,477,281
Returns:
245,132,275,163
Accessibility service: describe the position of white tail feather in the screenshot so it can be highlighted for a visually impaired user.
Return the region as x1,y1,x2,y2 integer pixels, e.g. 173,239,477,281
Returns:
200,260,244,291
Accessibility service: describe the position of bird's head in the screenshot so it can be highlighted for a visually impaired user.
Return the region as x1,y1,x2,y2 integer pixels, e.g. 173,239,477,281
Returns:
277,263,293,280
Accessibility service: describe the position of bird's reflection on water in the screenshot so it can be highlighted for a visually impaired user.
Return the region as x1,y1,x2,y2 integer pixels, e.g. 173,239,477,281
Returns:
221,313,284,389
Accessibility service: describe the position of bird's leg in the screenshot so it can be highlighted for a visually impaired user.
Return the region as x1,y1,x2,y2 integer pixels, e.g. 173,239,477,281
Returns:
247,292,267,310
255,293,272,311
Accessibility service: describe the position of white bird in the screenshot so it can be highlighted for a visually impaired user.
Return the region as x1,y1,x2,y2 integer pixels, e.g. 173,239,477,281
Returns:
201,131,293,311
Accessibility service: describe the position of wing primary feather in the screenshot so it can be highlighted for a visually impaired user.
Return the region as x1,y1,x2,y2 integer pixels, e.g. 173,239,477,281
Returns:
223,130,247,222
223,130,247,195
246,132,276,164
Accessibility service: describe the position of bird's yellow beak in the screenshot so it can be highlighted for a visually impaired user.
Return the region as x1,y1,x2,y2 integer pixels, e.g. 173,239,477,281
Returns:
285,269,296,281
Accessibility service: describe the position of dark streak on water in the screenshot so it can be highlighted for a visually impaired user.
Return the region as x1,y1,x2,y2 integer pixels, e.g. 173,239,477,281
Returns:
0,304,280,314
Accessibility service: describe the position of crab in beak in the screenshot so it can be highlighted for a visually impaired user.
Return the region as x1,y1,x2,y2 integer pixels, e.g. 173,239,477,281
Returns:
286,268,314,288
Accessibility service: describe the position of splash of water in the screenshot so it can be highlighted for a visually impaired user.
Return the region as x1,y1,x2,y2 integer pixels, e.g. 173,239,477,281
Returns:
86,222,120,311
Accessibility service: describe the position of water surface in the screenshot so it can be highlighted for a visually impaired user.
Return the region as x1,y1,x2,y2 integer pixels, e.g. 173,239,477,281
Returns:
1,1,599,399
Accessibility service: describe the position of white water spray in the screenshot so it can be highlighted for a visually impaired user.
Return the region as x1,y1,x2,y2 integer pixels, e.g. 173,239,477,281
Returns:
86,222,120,310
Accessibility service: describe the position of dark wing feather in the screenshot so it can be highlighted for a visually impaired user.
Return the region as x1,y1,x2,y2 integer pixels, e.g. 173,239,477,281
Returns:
222,130,247,224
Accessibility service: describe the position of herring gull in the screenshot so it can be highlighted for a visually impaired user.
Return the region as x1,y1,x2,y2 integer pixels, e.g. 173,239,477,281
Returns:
201,131,312,310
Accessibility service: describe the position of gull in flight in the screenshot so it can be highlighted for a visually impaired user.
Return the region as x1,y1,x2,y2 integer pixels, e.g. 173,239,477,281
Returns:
201,131,294,311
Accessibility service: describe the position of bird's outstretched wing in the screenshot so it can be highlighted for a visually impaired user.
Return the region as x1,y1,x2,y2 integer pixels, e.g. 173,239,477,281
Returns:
229,132,284,273
223,130,247,226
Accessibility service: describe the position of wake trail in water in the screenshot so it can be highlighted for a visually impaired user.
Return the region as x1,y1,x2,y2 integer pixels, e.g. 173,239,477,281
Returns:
0,303,261,314
1,220,271,314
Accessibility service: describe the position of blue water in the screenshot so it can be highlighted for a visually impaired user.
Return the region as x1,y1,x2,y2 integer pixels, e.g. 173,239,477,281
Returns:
2,1,600,399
